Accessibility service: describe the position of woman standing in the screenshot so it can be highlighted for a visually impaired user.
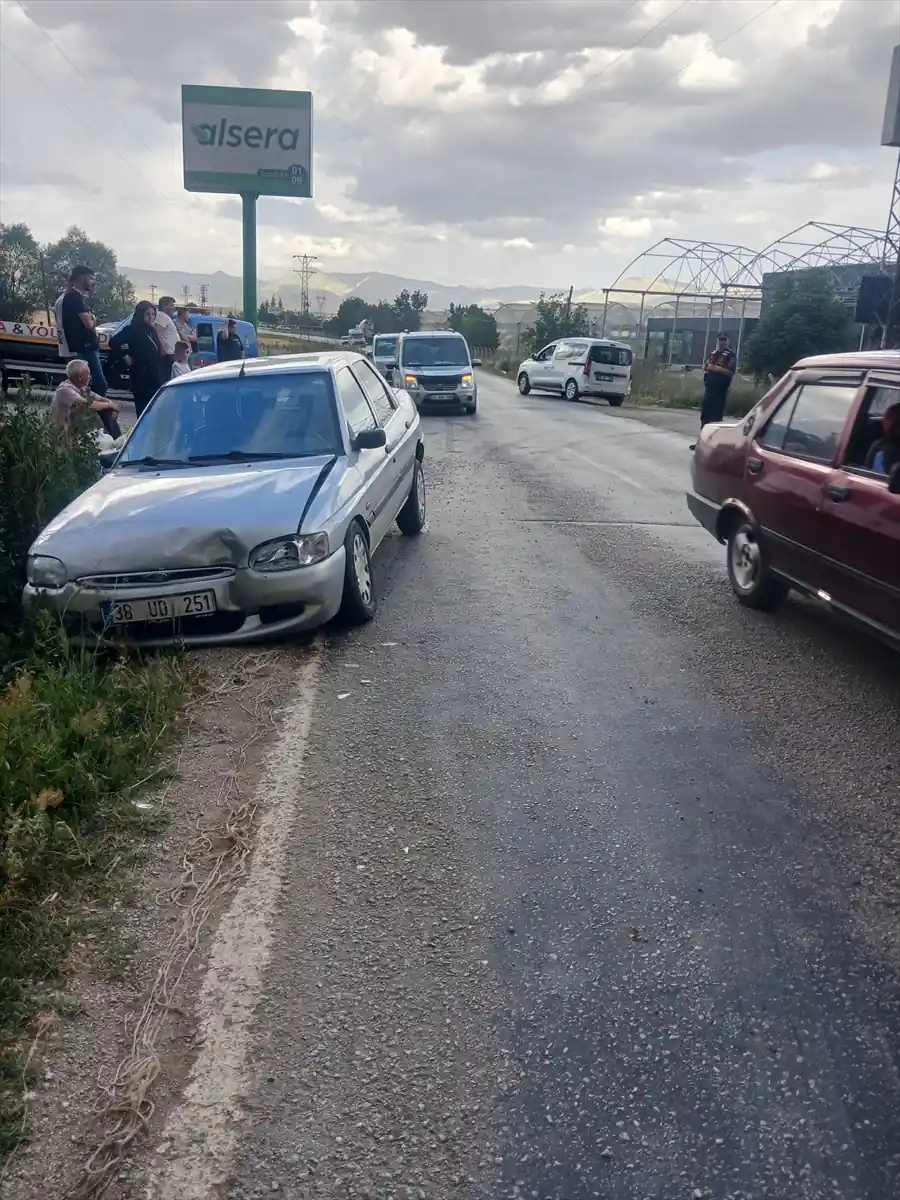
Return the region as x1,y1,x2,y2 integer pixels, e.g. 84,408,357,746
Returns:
111,301,164,418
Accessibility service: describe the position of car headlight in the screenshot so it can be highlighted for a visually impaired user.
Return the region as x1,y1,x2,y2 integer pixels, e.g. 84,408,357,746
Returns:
403,374,420,390
249,533,330,571
460,373,474,390
27,554,67,588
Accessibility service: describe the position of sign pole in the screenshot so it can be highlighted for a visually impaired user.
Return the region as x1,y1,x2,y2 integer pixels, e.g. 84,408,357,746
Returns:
241,193,258,324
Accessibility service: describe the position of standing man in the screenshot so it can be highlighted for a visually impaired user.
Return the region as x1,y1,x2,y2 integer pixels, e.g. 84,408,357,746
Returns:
175,306,198,351
216,316,244,361
59,265,108,397
155,296,179,381
692,332,736,449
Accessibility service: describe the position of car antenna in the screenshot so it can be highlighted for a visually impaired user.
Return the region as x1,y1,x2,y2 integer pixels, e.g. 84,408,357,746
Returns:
238,354,247,378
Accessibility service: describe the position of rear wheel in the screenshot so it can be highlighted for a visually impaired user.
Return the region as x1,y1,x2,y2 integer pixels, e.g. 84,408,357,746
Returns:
608,395,624,407
726,521,789,611
397,459,426,535
564,378,580,402
517,372,531,395
339,521,377,624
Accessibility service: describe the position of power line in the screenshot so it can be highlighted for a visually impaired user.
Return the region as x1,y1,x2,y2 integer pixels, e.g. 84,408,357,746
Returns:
651,0,783,91
567,0,693,100
11,0,183,205
0,36,185,209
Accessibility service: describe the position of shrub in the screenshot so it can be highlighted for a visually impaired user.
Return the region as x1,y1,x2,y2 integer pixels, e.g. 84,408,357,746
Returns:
0,398,100,665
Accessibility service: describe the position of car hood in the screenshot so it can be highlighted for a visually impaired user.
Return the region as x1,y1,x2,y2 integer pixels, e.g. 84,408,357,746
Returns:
402,364,470,375
31,456,336,575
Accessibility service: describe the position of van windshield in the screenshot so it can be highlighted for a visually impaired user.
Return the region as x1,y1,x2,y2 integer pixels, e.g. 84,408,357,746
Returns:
374,336,398,356
590,344,633,367
401,336,470,368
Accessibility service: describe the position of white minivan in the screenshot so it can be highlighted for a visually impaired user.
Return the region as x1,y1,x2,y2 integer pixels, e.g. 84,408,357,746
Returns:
516,337,633,406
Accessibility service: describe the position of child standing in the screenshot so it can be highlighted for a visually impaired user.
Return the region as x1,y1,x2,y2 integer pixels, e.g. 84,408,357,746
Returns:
171,340,192,377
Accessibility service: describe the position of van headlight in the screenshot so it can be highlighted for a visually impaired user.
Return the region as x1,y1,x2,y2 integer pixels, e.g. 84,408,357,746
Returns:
27,555,68,588
403,374,420,390
460,373,474,390
249,533,330,571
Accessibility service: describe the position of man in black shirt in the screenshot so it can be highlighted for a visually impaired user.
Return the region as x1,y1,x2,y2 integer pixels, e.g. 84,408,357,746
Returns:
60,265,109,396
216,317,244,362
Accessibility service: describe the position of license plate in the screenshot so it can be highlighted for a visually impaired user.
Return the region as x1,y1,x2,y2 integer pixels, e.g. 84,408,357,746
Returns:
101,590,217,625
594,373,615,382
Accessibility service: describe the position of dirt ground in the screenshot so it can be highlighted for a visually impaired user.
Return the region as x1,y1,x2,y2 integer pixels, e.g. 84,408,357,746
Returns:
0,641,318,1200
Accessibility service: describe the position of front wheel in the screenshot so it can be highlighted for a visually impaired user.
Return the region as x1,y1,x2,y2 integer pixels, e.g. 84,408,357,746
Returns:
564,378,580,402
517,372,531,395
726,521,789,611
464,399,477,415
339,521,377,624
397,459,426,535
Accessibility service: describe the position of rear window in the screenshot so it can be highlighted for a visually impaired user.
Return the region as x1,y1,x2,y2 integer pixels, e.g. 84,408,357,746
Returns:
590,344,632,367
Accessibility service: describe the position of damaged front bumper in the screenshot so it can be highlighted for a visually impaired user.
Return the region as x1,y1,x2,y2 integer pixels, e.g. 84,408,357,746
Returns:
23,548,347,646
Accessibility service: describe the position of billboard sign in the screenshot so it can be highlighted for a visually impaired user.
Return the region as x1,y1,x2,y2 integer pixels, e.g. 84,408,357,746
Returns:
182,84,313,198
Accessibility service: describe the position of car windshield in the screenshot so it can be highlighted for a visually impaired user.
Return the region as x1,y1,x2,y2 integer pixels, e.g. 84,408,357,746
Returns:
401,336,470,368
116,371,342,466
374,336,397,356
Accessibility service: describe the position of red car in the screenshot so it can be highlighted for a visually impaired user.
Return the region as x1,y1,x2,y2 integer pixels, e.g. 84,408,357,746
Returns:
688,350,900,646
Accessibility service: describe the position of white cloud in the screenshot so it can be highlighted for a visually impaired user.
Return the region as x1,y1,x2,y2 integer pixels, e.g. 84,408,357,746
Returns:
0,0,895,294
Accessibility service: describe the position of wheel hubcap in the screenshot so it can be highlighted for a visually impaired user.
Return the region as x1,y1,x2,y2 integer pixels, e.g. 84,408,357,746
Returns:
519,376,527,393
566,383,576,399
731,530,760,591
416,467,426,519
353,533,371,604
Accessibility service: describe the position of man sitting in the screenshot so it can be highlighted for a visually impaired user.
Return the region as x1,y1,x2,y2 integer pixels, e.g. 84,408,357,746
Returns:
51,358,122,439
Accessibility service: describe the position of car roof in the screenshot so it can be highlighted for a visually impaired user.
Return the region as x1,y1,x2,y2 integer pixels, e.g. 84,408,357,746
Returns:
793,350,900,372
400,330,465,339
166,350,365,384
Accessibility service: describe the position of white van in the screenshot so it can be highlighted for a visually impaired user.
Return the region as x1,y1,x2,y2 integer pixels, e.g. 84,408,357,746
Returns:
516,337,633,406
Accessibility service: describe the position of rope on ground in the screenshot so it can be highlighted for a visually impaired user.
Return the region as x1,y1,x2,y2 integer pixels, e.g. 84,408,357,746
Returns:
64,649,282,1199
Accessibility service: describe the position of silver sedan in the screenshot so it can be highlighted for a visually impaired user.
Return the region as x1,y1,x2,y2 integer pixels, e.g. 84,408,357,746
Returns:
25,352,426,645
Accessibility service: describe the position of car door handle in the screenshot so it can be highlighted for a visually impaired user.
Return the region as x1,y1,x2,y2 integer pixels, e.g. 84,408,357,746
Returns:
824,483,851,502
404,419,412,429
747,457,763,474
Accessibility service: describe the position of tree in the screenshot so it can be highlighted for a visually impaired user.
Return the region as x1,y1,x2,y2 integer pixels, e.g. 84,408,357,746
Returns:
336,296,372,332
448,303,499,351
742,270,855,380
0,223,44,321
523,291,590,353
390,288,428,331
42,225,135,320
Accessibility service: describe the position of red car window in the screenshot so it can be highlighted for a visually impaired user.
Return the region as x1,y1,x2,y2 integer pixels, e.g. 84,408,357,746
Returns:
760,382,856,463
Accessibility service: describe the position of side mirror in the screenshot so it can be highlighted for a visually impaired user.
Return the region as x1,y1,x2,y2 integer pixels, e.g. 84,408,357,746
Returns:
889,464,900,495
354,427,388,451
98,448,119,472
472,358,482,367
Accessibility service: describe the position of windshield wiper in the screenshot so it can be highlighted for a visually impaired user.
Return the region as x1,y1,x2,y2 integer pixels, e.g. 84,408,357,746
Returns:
187,450,321,463
116,455,189,468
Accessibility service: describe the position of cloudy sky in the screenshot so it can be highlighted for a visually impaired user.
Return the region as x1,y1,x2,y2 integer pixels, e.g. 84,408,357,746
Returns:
1,0,898,290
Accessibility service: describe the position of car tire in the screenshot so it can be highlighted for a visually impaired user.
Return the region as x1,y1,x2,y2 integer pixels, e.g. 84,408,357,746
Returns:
397,459,426,536
726,521,789,612
464,399,477,415
564,378,580,402
339,520,377,624
517,372,531,395
608,396,624,407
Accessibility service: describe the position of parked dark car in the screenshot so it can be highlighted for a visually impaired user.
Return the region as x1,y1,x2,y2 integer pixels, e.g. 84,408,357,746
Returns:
687,350,900,646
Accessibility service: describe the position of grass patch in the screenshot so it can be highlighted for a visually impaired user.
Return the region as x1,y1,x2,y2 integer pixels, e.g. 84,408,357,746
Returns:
0,399,192,1158
629,361,764,418
258,332,336,356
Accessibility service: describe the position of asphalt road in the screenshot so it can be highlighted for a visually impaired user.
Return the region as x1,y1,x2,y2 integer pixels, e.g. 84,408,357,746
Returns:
186,373,900,1199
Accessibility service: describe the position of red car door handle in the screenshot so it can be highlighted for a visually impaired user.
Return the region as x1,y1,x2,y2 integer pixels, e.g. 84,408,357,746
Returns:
824,483,851,502
747,457,763,474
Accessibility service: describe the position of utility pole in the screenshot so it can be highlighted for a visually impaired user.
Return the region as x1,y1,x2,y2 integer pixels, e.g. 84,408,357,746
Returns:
563,284,573,335
293,254,318,321
199,283,209,311
880,45,900,348
149,283,158,304
182,283,192,307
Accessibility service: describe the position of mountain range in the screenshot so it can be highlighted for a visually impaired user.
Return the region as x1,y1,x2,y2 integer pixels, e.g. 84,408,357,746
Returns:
120,266,614,312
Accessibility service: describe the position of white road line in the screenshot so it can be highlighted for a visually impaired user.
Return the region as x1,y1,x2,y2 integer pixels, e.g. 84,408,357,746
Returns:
144,643,325,1200
566,447,649,493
